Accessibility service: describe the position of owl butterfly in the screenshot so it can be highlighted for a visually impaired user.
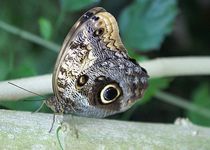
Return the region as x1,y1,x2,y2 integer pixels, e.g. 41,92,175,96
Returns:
46,7,148,118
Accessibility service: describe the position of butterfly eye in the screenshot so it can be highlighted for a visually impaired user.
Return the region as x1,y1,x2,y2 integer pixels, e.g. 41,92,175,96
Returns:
77,75,89,87
93,28,104,37
100,84,121,104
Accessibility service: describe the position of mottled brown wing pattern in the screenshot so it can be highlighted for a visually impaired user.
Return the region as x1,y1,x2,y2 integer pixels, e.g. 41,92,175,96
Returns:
46,7,148,117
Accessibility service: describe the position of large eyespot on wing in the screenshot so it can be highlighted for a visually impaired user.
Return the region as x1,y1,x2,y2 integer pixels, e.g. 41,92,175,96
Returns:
87,76,123,111
52,7,106,100
99,84,121,104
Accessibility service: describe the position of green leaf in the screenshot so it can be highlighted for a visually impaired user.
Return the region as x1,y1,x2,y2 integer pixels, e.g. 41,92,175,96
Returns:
0,96,52,112
187,84,210,126
119,0,178,51
0,100,42,112
60,0,99,12
38,17,52,40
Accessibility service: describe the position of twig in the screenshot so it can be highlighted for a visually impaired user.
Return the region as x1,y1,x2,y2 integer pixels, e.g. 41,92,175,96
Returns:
155,91,210,119
0,56,209,101
0,20,60,52
0,74,52,100
142,56,210,78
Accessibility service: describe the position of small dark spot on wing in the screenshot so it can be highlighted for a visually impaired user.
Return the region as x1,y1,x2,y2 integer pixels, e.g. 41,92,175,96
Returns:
92,16,99,21
141,67,148,74
128,58,139,66
81,12,94,22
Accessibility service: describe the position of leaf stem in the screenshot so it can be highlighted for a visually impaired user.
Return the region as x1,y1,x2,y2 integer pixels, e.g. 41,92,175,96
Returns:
141,57,210,78
0,20,60,52
155,91,210,119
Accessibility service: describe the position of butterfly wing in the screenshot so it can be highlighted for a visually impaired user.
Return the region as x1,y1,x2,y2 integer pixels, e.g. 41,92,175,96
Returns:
52,7,127,105
48,7,148,117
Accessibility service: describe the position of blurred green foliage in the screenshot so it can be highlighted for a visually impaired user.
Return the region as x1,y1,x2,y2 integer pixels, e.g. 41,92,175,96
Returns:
187,84,210,126
60,0,98,12
38,17,53,40
119,0,177,51
0,0,210,127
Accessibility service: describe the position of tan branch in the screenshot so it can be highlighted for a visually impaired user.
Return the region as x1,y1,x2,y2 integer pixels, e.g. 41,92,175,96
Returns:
0,56,210,101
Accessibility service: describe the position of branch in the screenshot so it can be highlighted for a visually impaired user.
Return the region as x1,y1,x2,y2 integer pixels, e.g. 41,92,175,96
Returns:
0,74,52,101
0,20,60,52
0,109,209,149
0,56,210,101
142,56,210,78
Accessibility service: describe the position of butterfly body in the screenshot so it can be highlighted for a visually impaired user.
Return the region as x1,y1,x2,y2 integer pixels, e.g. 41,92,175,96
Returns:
46,7,148,118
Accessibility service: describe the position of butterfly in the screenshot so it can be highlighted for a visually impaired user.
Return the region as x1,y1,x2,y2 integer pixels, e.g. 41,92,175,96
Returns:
46,7,148,118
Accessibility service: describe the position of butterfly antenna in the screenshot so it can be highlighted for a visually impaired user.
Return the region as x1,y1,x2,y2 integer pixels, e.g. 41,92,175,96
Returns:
8,81,47,113
22,98,46,102
8,82,47,99
49,113,56,133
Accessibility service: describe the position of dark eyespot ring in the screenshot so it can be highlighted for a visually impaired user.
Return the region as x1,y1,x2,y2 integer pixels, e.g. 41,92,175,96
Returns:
100,84,121,104
76,75,89,87
93,28,104,37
